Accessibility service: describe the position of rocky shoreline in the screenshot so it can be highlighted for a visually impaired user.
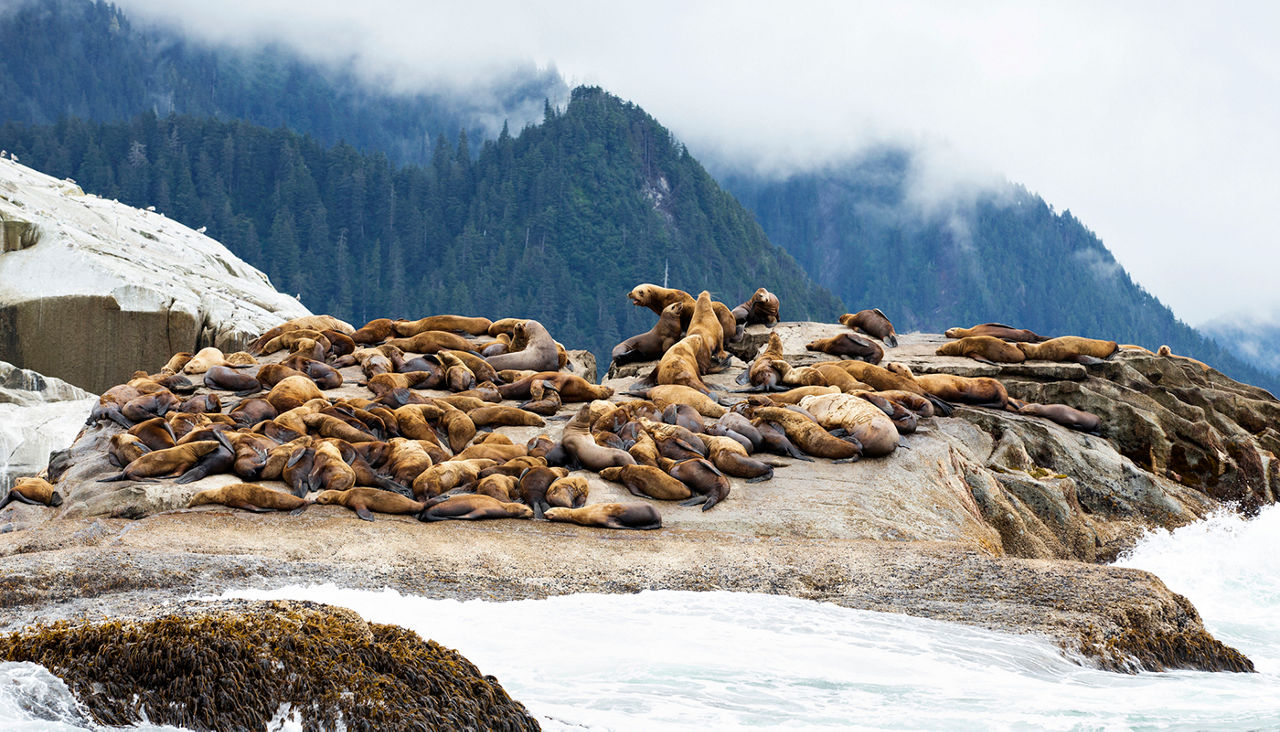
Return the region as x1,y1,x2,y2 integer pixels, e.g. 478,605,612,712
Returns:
1,320,1272,679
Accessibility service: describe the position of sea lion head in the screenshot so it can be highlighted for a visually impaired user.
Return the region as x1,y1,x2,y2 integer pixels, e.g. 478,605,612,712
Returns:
944,328,962,338
48,491,63,507
629,284,658,307
884,362,913,378
313,490,342,505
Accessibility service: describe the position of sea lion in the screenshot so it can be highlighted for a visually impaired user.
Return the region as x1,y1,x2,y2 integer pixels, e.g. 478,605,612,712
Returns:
945,323,1049,343
188,483,310,514
444,363,476,392
545,503,662,530
316,487,426,521
749,406,861,460
662,403,706,433
412,459,498,499
384,331,476,355
562,432,637,471
351,318,397,344
367,371,440,397
497,372,613,403
1016,402,1102,434
109,433,152,467
161,352,194,374
799,393,899,457
254,363,308,389
451,442,526,462
642,420,707,461
120,390,180,424
736,332,787,392
385,439,436,486
599,465,691,501
806,333,884,364
644,334,712,394
280,355,344,389
472,474,522,502
765,385,842,404
516,466,570,517
485,320,560,372
248,315,354,353
438,350,502,384
628,283,737,342
394,315,493,337
182,347,229,375
419,494,533,521
527,435,571,467
265,376,326,412
663,457,731,510
687,290,730,367
204,365,262,395
839,309,898,347
174,430,236,484
886,364,1008,409
627,429,662,466
87,384,142,426
611,302,684,365
307,441,357,492
701,434,778,481
936,336,1026,364
128,417,177,451
1016,336,1119,363
281,447,317,496
467,405,545,428
178,393,222,414
624,384,727,418
256,330,331,358
731,288,780,326
544,474,588,509
98,440,222,482
0,477,63,508
487,317,525,337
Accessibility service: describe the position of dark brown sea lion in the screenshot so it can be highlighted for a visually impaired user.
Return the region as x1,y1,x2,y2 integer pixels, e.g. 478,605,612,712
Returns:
806,333,884,364
663,457,731,510
731,287,780,326
394,315,493,337
839,309,898,347
545,503,662,530
662,403,706,433
936,336,1026,364
188,483,310,514
1016,402,1102,434
750,419,813,461
204,365,261,394
485,320,560,372
736,332,787,392
642,420,707,461
280,355,344,389
420,494,534,521
254,363,308,389
351,318,397,344
174,430,235,484
316,487,426,521
945,323,1049,343
472,474,522,502
0,477,63,508
497,372,613,402
178,393,222,414
229,398,278,428
121,390,181,424
611,302,684,365
1016,336,1119,363
598,465,691,501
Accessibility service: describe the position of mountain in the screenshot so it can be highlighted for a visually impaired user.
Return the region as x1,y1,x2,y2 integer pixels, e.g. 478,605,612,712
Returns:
0,88,845,360
1202,316,1280,377
0,0,564,165
721,151,1278,392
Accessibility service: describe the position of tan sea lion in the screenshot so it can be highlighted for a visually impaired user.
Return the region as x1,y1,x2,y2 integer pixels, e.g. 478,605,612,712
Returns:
687,290,729,366
161,352,194,374
182,347,228,375
936,336,1026,364
108,433,151,467
545,503,662,530
945,323,1049,343
351,318,397,344
308,441,357,492
256,330,331,358
1016,336,1119,363
412,458,497,499
420,494,534,521
394,315,493,337
467,405,545,428
624,384,727,418
248,315,354,353
749,406,861,460
485,320,560,372
545,474,589,509
188,483,310,514
316,487,426,521
886,364,1008,409
0,477,63,508
472,474,521,502
98,440,222,482
839,309,898,347
799,393,899,457
384,330,476,354
265,376,325,412
599,465,691,501
646,334,712,394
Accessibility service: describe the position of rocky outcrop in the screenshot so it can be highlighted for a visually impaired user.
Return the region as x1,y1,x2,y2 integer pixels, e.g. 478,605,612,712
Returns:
0,158,310,393
0,599,539,730
0,361,94,492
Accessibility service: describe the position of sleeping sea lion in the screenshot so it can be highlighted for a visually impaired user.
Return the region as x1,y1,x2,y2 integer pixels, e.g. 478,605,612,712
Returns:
0,477,63,508
945,323,1049,343
663,457,731,510
98,440,222,482
1016,336,1119,363
936,336,1026,364
545,503,662,530
544,474,588,509
394,315,494,337
839,309,898,347
316,487,426,521
798,393,899,457
419,494,534,521
749,406,861,460
806,333,884,363
598,465,691,501
188,483,310,514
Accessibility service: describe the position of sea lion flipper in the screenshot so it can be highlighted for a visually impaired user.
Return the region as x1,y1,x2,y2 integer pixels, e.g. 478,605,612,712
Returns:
679,496,706,507
289,504,310,516
747,471,773,483
355,506,375,521
735,370,750,385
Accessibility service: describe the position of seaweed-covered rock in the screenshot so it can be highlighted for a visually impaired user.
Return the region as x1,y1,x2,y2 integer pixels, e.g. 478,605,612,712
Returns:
0,599,539,731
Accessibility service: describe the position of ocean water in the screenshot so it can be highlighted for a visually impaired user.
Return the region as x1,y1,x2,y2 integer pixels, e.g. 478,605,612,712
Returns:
1,505,1276,730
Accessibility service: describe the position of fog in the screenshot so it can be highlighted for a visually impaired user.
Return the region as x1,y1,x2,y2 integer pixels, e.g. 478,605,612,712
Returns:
112,0,1280,326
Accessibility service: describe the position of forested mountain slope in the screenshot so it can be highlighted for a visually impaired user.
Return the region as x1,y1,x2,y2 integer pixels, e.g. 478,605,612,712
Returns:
722,153,1275,391
0,88,844,360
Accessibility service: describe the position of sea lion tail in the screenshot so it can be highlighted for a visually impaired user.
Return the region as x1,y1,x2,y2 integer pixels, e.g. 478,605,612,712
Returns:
97,473,129,483
884,334,899,348
926,395,953,417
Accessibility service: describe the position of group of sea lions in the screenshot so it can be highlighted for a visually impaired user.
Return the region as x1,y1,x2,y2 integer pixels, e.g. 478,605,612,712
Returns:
2,285,1141,524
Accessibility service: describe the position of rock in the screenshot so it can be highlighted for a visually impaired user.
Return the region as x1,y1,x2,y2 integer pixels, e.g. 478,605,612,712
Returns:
0,361,94,492
0,599,539,730
564,348,597,383
0,158,310,393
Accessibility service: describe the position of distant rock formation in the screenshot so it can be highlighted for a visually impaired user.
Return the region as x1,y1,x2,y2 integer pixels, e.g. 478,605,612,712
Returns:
0,360,93,491
0,158,310,393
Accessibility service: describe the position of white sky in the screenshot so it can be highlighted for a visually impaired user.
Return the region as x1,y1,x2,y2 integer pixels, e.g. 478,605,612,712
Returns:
114,0,1280,327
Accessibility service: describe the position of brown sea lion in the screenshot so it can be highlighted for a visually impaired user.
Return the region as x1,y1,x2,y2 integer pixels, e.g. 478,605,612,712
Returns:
485,320,560,372
281,446,317,496
280,355,344,389
887,364,1008,409
351,318,397,344
701,434,777,481
624,384,727,418
642,420,707,461
628,284,737,342
732,288,780,326
736,332,787,392
497,372,613,403
438,350,502,385
545,503,662,530
662,403,706,433
384,330,476,354
749,406,861,460
545,474,589,509
1016,336,1119,363
116,389,180,425
0,477,63,508
806,333,884,364
936,336,1026,364
384,439,436,486
839,309,898,347
127,417,177,451
487,317,525,337
316,487,426,521
765,385,842,404
1016,402,1102,434
161,352,194,374
255,330,331,358
178,393,222,414
516,466,570,517
393,315,493,337
451,442,526,462
420,494,533,521
611,302,685,365
265,376,326,412
254,363,308,389
869,390,936,419
367,371,440,397
799,393,899,457
307,441,357,492
599,465,691,501
945,323,1049,343
108,433,151,467
643,334,712,394
98,440,222,482
687,290,730,367
202,365,260,395
470,474,521,503
188,483,310,514
412,458,497,499
173,430,236,484
467,405,545,428
248,315,354,353
663,457,732,510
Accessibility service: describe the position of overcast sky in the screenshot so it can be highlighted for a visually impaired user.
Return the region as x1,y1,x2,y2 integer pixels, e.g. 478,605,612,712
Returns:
114,0,1280,327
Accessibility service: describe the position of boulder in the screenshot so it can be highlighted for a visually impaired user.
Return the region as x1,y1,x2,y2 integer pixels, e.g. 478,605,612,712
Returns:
0,361,94,492
0,158,310,393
